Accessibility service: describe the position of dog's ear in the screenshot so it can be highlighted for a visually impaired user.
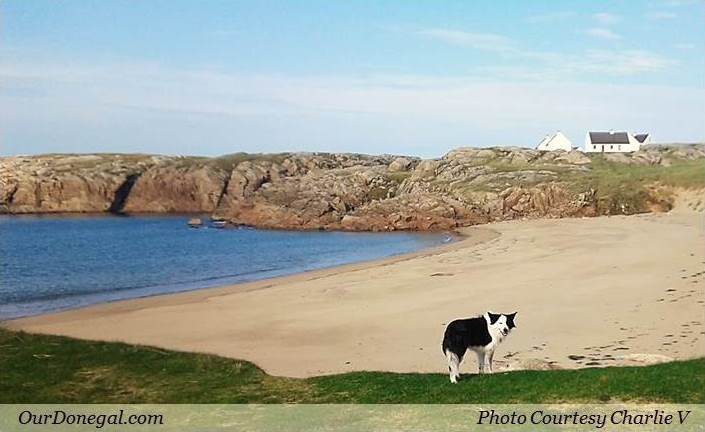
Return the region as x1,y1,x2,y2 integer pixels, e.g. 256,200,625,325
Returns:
488,312,501,324
507,312,517,328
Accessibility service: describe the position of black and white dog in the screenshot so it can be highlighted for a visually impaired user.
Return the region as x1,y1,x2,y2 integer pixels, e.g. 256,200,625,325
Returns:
442,312,517,383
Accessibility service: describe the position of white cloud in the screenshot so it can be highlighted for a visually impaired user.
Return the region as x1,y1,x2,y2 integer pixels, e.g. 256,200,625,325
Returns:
416,28,559,62
645,11,678,19
526,11,577,23
417,29,514,53
580,50,676,74
477,49,677,78
1,61,701,158
593,12,621,25
415,28,677,77
585,27,622,40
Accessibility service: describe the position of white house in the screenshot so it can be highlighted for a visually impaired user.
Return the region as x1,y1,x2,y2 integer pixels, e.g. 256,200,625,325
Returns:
583,131,647,153
536,131,573,152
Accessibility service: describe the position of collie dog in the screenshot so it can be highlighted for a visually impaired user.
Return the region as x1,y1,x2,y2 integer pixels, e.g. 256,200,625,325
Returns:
442,312,517,383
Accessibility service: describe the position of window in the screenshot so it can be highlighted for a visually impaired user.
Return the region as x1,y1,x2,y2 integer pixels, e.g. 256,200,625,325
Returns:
610,145,613,150
593,145,597,150
618,145,621,150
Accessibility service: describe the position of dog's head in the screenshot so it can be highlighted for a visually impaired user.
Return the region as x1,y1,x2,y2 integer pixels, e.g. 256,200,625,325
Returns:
488,312,517,337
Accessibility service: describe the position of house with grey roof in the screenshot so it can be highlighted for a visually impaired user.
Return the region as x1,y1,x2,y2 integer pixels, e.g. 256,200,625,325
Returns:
583,131,648,153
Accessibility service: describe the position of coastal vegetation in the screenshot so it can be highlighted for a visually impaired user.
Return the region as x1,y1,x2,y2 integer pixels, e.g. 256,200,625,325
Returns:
1,329,702,403
563,157,705,214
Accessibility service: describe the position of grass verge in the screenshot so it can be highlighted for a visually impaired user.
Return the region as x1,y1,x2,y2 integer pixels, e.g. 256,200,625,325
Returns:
560,158,705,213
1,328,703,403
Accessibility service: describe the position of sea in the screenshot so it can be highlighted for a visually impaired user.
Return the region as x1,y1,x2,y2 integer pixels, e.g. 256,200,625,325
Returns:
0,215,449,320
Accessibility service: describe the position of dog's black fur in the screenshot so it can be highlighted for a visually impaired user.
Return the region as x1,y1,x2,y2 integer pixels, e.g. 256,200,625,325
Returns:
441,312,517,382
441,316,492,363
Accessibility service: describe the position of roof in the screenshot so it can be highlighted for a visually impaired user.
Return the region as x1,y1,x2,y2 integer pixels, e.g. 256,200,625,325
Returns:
589,132,630,144
634,133,649,143
537,131,571,149
537,135,551,147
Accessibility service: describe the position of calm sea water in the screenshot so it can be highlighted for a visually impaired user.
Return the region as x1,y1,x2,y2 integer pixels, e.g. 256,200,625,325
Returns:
0,215,448,320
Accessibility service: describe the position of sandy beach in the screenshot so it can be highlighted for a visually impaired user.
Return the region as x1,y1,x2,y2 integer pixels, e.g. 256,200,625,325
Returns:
6,194,704,378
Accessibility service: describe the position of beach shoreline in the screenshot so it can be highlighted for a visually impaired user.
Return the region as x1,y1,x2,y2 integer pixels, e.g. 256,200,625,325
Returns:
1,227,498,323
5,197,704,378
0,218,463,321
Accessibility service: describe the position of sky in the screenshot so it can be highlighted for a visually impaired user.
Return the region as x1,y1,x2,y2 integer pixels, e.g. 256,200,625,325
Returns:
1,0,704,158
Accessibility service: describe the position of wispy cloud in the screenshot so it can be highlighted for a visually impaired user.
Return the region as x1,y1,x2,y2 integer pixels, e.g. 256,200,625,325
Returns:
416,28,562,62
526,11,577,23
580,50,676,75
416,27,676,78
585,27,622,40
416,29,514,53
645,11,678,20
593,12,621,25
2,61,703,157
479,49,677,78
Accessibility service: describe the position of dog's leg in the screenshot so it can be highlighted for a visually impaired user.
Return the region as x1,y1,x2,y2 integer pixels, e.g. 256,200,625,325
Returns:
486,349,495,374
446,350,460,384
456,354,464,381
476,351,485,374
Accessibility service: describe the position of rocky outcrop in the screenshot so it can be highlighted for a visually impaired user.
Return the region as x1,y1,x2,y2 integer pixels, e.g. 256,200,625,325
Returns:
0,155,159,213
0,155,240,215
388,157,416,172
122,161,229,213
341,193,480,231
1,144,703,230
212,154,401,229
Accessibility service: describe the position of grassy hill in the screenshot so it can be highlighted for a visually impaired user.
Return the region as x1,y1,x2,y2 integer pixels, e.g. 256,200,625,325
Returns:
1,328,702,403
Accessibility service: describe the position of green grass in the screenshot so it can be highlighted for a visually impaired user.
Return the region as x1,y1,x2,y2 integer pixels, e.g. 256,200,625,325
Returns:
567,157,705,189
456,157,704,213
559,158,705,214
1,329,703,403
366,186,391,201
387,171,413,184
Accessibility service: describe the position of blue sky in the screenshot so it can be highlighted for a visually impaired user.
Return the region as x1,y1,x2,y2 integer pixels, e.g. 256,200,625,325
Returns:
1,0,704,157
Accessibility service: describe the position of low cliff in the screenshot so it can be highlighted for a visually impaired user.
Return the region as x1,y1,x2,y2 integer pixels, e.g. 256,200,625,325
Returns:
1,145,703,230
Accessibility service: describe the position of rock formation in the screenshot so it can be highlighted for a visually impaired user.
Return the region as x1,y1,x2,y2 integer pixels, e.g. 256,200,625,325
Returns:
122,160,229,213
0,154,159,213
1,144,703,231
